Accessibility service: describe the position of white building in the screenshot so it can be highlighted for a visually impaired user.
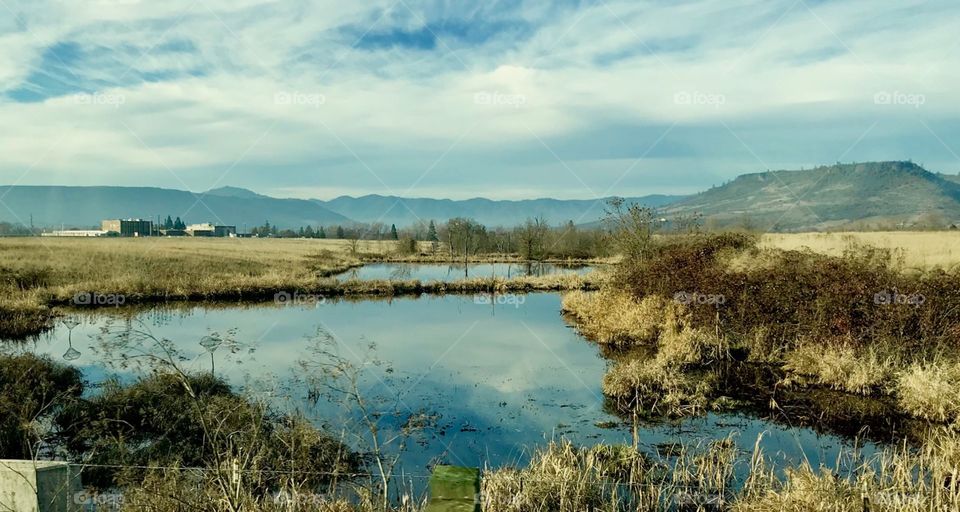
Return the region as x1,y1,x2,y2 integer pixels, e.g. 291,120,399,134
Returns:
41,230,108,237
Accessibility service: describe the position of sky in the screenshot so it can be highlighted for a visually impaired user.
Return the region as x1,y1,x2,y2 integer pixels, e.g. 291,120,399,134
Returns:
0,0,958,200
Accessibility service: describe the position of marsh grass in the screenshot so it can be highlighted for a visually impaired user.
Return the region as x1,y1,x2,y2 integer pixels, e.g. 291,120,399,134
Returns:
565,232,960,425
0,238,364,337
897,360,960,424
563,288,730,417
782,340,901,396
480,429,960,512
561,291,683,346
0,238,600,339
577,233,950,418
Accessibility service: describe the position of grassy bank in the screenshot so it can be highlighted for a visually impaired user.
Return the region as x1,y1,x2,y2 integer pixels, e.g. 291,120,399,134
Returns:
562,232,960,424
0,238,601,340
0,238,364,339
481,431,960,512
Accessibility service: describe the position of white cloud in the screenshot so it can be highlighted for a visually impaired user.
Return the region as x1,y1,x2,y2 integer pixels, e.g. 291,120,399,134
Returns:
0,0,958,198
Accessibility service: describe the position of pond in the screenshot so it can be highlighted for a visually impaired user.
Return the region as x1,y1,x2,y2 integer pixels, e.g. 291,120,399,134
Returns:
333,262,595,281
10,293,889,481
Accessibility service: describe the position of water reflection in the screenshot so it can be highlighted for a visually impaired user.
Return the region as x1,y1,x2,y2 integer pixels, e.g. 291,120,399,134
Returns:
62,318,81,361
9,294,893,477
335,262,595,281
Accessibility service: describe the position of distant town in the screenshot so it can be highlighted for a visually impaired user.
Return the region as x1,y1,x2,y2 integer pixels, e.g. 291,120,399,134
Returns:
42,218,240,238
33,217,399,240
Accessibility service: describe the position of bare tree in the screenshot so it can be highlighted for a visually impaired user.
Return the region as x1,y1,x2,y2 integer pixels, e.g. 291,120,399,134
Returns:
517,216,549,261
603,198,661,262
445,218,485,265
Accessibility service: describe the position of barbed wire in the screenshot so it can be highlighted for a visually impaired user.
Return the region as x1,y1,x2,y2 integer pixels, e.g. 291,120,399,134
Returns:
13,461,944,494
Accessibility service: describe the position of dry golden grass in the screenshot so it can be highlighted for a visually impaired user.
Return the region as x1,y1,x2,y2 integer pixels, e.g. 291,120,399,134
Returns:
562,288,729,416
482,430,960,512
481,441,650,512
782,341,900,396
897,360,960,424
561,291,685,346
761,231,960,270
0,237,363,338
0,237,362,299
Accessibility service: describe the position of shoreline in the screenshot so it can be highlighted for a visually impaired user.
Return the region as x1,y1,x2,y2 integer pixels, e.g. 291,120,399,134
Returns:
2,272,601,341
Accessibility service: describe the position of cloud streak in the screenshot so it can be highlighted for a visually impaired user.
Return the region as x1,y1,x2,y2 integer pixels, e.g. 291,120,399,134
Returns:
0,0,958,200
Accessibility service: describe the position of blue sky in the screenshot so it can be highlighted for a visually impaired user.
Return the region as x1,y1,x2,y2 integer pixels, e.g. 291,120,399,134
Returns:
0,0,958,199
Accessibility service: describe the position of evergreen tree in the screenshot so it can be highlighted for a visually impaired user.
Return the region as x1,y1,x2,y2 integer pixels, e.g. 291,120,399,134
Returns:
336,226,345,239
427,220,438,242
318,226,326,239
163,216,174,229
174,217,185,230
390,224,399,240
298,227,305,237
304,226,315,238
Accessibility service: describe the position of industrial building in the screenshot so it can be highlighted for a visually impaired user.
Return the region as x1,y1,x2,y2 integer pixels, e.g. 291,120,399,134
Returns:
97,219,237,237
101,219,153,237
41,230,108,237
186,223,237,237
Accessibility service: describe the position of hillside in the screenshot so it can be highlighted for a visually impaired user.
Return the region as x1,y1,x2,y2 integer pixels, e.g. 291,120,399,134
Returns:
0,186,350,229
4,162,955,233
318,194,683,227
667,161,960,231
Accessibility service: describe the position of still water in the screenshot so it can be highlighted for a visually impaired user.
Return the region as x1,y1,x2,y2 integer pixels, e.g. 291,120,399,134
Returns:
334,262,595,281
16,293,880,476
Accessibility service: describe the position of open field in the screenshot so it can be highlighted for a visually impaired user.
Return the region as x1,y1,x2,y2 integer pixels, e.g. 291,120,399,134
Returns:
762,231,960,269
8,231,960,511
0,238,350,338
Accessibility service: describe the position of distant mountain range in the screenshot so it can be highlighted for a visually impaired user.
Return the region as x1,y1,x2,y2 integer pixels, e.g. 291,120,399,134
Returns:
0,185,681,230
315,194,681,227
2,161,959,231
666,161,960,230
0,186,349,229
